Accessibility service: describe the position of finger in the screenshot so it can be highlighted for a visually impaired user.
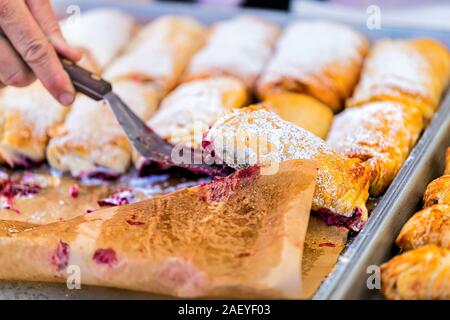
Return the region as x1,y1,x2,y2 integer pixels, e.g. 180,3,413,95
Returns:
26,0,81,61
0,0,75,105
0,34,35,87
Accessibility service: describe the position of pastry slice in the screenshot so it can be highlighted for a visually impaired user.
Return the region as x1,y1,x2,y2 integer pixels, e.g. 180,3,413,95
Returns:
60,8,136,72
133,77,247,172
348,39,450,121
183,15,280,92
204,104,371,231
257,21,368,112
0,81,68,167
327,102,423,196
396,204,450,251
47,81,159,178
381,245,450,300
264,92,334,139
0,160,318,299
104,16,206,96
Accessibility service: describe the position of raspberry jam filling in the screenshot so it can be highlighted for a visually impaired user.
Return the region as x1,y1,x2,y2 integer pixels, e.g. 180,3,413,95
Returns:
4,155,44,170
0,176,41,213
93,248,117,266
314,207,364,231
50,240,70,272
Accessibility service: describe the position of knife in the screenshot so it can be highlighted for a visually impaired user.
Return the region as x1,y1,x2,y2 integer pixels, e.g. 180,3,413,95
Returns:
60,57,230,177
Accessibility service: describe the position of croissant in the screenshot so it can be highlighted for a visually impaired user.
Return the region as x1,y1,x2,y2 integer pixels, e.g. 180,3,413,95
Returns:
60,8,136,72
104,16,206,95
205,104,371,231
327,101,423,196
0,82,68,168
381,245,450,300
183,16,280,92
0,160,317,299
396,204,450,251
257,21,368,112
47,81,159,178
348,39,450,121
422,148,450,207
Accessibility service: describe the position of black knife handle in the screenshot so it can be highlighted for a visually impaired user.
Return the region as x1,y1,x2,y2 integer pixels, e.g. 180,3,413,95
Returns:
60,57,112,101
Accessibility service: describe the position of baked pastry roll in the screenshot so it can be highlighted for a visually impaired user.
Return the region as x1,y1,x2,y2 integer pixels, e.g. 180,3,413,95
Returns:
423,148,450,207
396,204,450,251
134,77,247,171
47,81,159,178
327,102,423,196
183,16,280,91
0,82,68,167
104,16,206,96
257,21,368,112
60,8,136,72
0,160,318,299
204,105,371,231
381,245,450,300
264,92,334,139
348,39,450,121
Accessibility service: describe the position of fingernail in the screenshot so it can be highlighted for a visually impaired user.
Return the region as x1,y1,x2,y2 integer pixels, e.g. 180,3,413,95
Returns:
59,92,75,105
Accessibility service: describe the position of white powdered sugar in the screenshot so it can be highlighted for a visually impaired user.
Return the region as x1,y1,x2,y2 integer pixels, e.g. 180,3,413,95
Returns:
148,77,245,149
260,20,367,84
186,16,280,87
351,39,432,102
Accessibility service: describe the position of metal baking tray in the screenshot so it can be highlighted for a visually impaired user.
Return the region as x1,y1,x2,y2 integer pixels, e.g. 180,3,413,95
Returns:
2,0,450,299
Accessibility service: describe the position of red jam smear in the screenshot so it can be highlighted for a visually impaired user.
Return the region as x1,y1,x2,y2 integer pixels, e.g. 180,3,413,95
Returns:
51,240,70,271
0,177,41,213
70,184,79,198
93,248,117,266
199,165,260,203
315,207,364,231
97,189,135,207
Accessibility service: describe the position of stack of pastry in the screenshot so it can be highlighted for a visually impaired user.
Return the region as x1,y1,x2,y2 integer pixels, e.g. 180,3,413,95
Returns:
328,38,450,196
134,16,279,173
46,15,207,178
0,8,136,168
381,148,450,299
257,21,369,139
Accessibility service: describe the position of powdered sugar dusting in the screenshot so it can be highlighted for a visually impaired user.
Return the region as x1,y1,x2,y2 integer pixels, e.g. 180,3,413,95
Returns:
186,15,280,88
206,106,370,221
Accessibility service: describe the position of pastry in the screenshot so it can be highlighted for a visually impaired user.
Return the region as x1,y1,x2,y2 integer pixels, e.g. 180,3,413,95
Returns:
183,16,280,91
396,204,450,250
257,21,368,112
381,245,450,300
327,102,423,196
0,81,68,167
104,16,206,96
0,160,318,298
348,39,450,121
60,8,136,72
134,77,247,172
423,148,450,207
264,92,334,139
204,104,371,231
47,81,159,178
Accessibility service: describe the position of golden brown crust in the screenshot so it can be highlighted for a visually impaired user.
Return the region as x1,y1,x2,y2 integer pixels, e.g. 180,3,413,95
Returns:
205,104,371,230
348,39,450,121
381,245,450,300
327,101,423,196
257,21,368,112
0,160,318,298
396,204,450,251
423,175,450,208
263,92,334,139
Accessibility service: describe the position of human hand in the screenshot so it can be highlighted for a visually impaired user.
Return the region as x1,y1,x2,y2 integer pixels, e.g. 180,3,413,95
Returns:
0,0,81,105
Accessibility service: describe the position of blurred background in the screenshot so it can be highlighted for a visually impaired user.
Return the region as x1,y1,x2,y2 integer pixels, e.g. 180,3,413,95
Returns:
52,0,450,30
